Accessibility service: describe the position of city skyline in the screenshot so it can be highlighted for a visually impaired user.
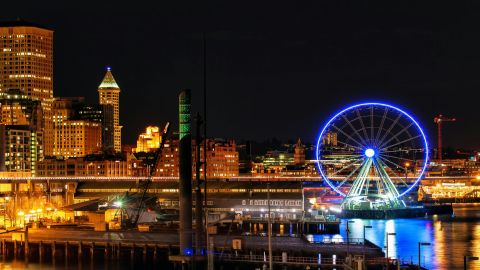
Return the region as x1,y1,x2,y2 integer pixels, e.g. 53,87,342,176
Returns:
1,2,479,149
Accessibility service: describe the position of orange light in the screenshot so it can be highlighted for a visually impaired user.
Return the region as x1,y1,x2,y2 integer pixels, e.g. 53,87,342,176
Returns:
405,162,410,167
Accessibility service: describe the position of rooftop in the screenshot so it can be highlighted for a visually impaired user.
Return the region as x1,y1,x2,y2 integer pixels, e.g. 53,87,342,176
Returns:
98,68,120,89
0,19,52,30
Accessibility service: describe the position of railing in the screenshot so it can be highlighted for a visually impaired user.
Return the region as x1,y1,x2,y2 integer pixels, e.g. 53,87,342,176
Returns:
215,253,397,267
304,235,366,245
215,253,345,265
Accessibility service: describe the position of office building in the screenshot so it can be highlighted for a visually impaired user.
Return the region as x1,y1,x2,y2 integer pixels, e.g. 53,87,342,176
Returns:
133,126,161,153
0,20,54,156
76,104,114,152
98,68,121,152
155,138,239,178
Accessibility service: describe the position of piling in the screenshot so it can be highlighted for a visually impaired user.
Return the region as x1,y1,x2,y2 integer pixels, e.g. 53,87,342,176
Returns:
78,241,83,258
143,244,147,262
90,242,95,261
153,244,158,261
131,243,135,261
52,241,56,258
65,241,69,260
39,240,43,260
105,242,109,260
13,239,17,257
117,243,121,259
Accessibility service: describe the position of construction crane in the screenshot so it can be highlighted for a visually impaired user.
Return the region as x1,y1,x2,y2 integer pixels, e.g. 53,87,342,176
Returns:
434,115,456,161
130,121,172,226
107,122,171,228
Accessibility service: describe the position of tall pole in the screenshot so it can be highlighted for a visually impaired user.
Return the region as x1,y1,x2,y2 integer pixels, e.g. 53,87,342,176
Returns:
267,182,273,270
437,119,442,161
418,242,420,270
386,233,389,259
347,222,350,255
203,32,212,270
179,89,193,257
195,113,204,257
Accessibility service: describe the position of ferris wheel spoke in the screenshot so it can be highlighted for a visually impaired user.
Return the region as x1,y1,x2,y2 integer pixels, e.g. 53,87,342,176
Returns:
380,134,421,151
380,157,409,187
371,160,388,195
373,158,402,197
381,148,424,154
377,113,402,147
349,158,372,196
336,160,365,189
378,153,416,164
374,107,389,144
370,106,374,144
355,109,371,145
329,158,364,176
378,122,414,149
336,140,365,152
331,124,365,149
376,157,410,188
341,114,368,146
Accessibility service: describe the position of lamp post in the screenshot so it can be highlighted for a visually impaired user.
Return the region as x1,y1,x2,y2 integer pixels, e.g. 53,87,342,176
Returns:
404,162,410,183
363,225,372,244
464,255,479,270
346,220,355,257
418,242,430,269
385,232,396,259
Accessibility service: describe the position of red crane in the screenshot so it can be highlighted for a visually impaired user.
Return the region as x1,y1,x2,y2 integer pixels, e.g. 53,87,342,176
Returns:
434,115,456,161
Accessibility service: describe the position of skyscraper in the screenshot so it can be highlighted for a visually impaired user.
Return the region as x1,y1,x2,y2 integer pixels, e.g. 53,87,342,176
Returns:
0,20,54,156
0,89,44,175
98,67,122,152
76,104,114,152
52,97,102,158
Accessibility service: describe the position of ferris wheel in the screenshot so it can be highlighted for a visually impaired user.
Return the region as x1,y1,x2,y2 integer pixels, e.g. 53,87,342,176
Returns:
315,102,429,210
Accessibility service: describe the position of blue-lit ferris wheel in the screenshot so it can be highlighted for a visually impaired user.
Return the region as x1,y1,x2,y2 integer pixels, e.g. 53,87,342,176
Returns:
315,102,429,210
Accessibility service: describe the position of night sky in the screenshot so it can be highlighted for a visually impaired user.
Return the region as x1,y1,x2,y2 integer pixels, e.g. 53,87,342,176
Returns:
2,1,479,149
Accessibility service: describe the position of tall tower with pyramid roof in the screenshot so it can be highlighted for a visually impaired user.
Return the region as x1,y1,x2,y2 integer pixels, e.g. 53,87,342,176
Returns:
98,67,122,152
294,138,305,165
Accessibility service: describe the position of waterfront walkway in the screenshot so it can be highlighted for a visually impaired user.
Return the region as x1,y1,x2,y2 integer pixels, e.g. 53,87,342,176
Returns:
0,229,383,256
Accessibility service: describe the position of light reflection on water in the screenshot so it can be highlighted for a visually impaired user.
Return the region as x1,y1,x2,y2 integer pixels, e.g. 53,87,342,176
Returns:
311,204,480,270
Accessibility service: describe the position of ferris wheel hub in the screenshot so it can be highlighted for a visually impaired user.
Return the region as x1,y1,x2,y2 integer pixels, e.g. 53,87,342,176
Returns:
364,148,375,158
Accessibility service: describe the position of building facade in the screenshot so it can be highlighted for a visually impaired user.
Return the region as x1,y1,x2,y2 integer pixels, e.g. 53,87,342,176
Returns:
155,138,239,178
0,21,54,156
53,120,102,158
52,98,102,158
0,125,43,175
134,126,161,153
294,138,305,165
98,68,121,152
37,157,131,177
0,89,44,175
76,104,114,152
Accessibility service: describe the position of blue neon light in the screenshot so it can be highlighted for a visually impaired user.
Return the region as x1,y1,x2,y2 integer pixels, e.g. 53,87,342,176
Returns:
315,102,429,198
183,247,193,256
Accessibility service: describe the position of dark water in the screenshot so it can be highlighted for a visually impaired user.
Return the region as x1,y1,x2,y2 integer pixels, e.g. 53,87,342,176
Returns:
334,204,480,270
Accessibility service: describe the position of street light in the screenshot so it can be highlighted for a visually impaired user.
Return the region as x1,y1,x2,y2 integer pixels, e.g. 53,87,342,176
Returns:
418,242,430,270
385,232,396,259
464,255,479,270
404,162,410,183
363,225,372,244
346,220,355,256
